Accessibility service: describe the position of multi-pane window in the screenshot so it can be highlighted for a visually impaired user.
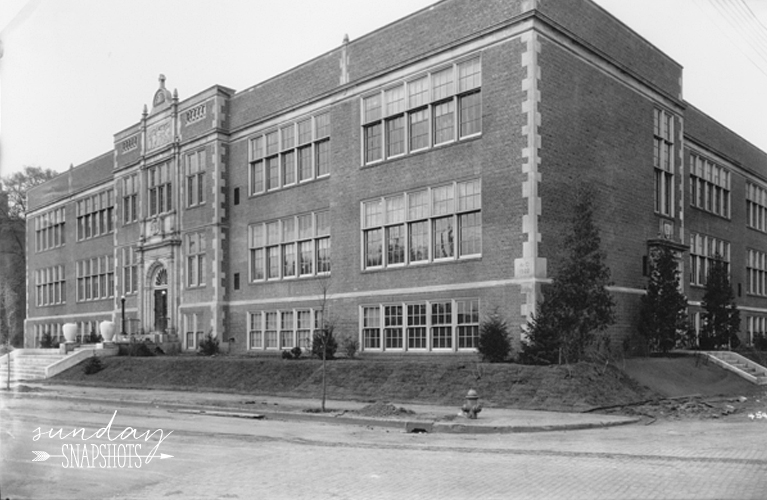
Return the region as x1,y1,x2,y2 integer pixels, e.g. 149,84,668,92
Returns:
362,179,481,270
35,207,65,252
186,150,205,208
249,308,320,350
360,299,479,352
653,109,675,216
186,232,206,288
746,182,767,232
249,210,330,282
362,56,482,165
431,301,452,349
747,249,767,297
689,233,730,286
122,173,138,224
35,265,65,306
689,153,730,218
76,256,114,301
249,112,331,195
363,306,381,349
183,313,204,350
76,190,114,241
121,246,139,295
457,299,480,348
280,311,295,348
384,305,403,349
147,163,172,217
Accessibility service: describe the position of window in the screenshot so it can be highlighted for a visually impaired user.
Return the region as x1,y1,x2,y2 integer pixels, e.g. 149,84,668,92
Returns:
249,308,320,350
35,207,65,252
360,299,479,352
457,299,479,348
384,305,403,349
186,232,206,288
186,150,205,208
280,311,295,348
689,153,730,218
407,304,427,349
747,182,767,233
76,190,114,241
249,112,331,195
431,301,452,349
689,233,730,286
747,249,767,297
122,246,138,295
147,163,172,216
249,312,263,349
249,210,330,282
76,256,114,301
122,173,138,224
35,265,65,306
184,313,204,350
362,56,481,165
362,179,481,270
653,109,675,216
265,312,278,348
363,306,381,349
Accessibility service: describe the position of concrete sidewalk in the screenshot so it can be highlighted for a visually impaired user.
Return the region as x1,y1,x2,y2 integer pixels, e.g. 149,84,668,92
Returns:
2,382,640,433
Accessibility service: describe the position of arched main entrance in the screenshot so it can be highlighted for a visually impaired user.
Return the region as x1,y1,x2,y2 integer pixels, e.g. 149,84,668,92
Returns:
152,267,168,333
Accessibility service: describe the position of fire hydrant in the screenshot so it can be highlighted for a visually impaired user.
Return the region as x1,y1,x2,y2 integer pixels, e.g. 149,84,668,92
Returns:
461,389,482,419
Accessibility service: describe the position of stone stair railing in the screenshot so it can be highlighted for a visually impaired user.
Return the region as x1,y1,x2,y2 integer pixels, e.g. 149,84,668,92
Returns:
0,345,119,384
702,351,767,385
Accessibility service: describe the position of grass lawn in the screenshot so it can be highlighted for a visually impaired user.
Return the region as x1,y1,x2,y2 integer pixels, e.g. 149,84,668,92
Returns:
48,353,661,412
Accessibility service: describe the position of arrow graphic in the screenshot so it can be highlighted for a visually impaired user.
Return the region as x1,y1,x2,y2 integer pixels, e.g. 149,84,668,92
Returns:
32,451,174,462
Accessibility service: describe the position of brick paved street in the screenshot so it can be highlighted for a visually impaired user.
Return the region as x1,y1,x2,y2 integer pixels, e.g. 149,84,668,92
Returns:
2,394,765,499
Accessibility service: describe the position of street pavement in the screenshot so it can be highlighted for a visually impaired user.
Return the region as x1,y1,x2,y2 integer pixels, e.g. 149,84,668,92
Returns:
4,382,640,433
1,383,766,499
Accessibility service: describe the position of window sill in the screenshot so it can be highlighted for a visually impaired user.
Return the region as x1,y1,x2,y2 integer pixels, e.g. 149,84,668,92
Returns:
360,134,482,170
248,175,330,200
689,205,731,221
361,255,482,273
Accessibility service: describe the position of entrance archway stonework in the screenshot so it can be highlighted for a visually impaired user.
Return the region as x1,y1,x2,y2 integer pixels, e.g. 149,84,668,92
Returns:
143,260,174,336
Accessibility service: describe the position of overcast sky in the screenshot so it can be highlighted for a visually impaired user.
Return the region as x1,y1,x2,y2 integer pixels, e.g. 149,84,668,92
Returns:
1,0,766,178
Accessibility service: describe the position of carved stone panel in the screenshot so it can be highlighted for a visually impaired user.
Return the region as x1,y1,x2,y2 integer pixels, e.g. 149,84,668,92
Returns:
147,119,173,152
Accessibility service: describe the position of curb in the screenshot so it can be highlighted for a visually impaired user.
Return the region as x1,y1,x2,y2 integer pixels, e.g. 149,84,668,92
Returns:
4,389,641,434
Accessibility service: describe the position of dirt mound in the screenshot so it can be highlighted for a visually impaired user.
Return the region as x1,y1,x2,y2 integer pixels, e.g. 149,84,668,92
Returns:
353,401,416,418
596,394,765,421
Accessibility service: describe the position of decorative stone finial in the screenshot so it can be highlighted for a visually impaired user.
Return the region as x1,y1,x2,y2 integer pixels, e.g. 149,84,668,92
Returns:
151,74,173,114
343,33,349,44
173,88,178,101
142,104,148,117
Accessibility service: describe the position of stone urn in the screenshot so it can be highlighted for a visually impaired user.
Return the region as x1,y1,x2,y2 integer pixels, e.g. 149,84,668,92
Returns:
100,321,116,342
62,323,78,343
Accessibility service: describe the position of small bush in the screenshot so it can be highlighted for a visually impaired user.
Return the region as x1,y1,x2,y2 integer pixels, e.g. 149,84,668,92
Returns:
342,338,360,359
40,332,59,349
119,342,154,357
754,334,767,351
198,333,220,356
312,328,338,360
290,347,302,359
282,349,293,360
87,330,103,344
82,356,104,375
477,313,512,363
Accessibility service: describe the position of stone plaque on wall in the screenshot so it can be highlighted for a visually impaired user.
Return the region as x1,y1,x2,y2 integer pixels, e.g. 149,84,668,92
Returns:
147,119,172,151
